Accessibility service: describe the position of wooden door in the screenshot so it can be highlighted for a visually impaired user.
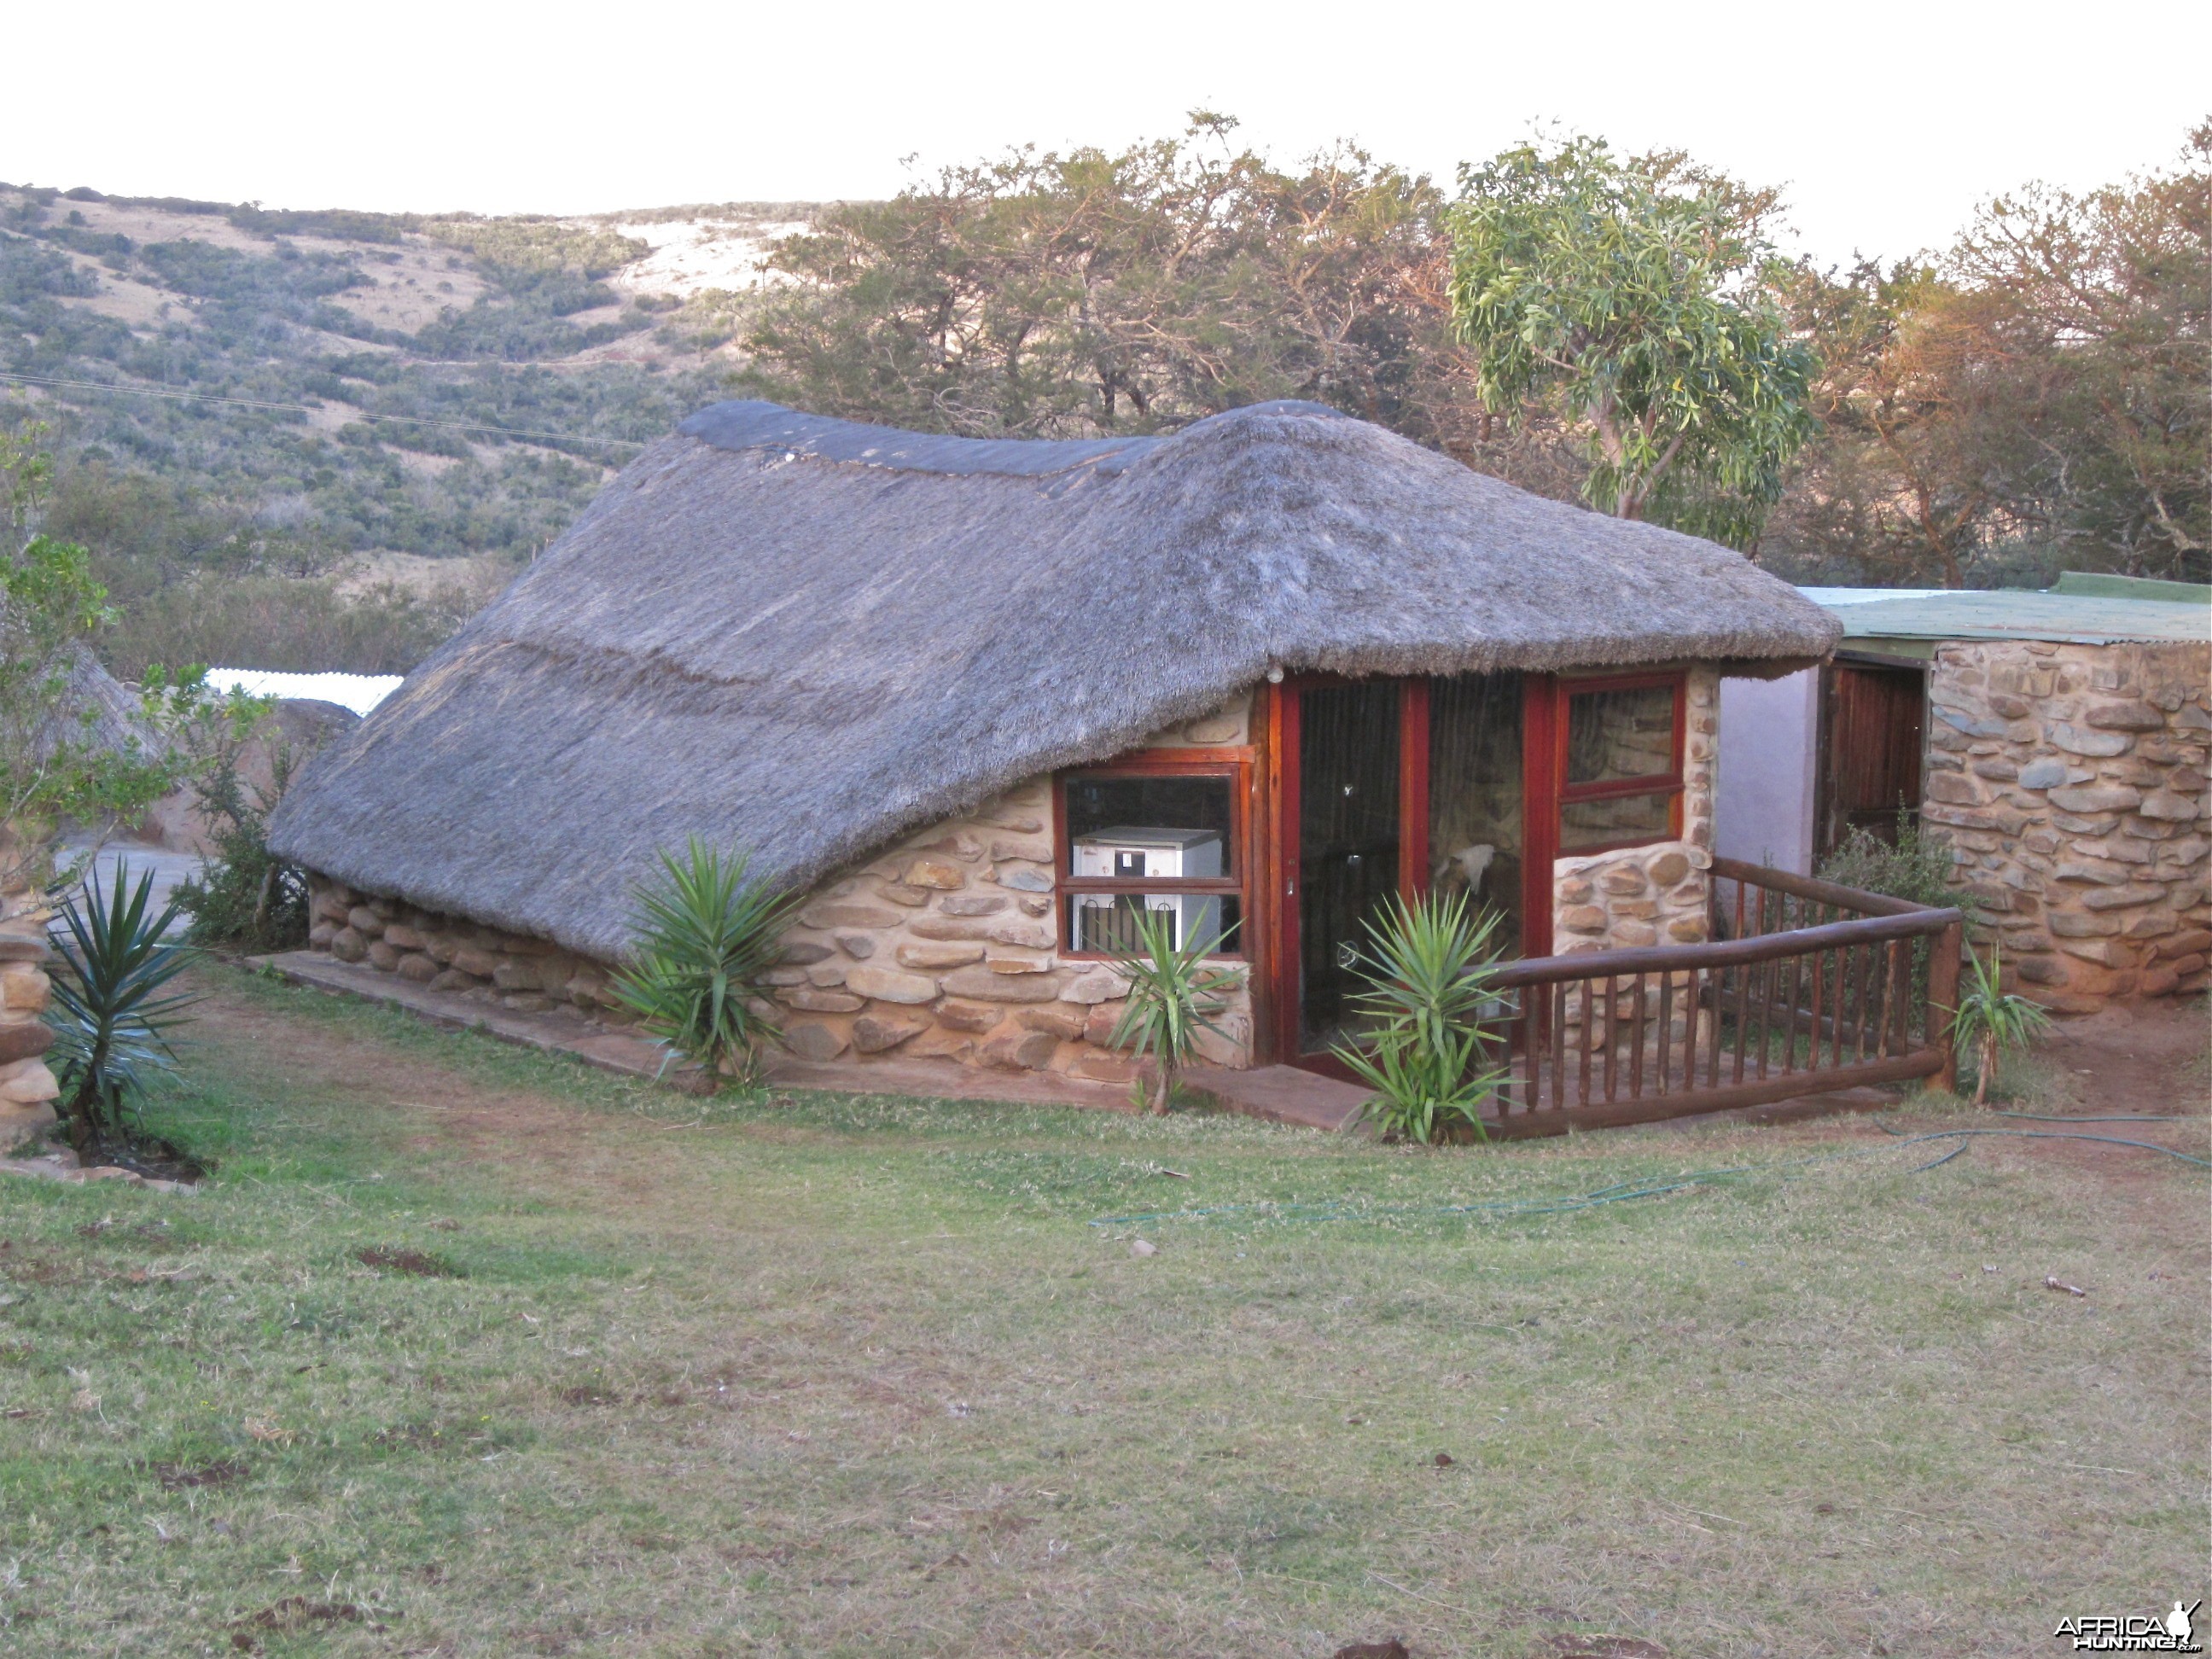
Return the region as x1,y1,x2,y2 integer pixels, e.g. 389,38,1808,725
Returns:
1819,661,1927,857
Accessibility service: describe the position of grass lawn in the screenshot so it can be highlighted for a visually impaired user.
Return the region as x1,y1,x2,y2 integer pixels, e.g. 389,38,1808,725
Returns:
1,967,2204,1657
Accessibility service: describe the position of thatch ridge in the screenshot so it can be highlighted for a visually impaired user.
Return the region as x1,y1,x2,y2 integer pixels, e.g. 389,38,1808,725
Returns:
270,399,1840,959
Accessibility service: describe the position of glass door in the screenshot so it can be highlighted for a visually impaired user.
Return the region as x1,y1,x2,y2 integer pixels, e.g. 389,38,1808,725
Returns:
1270,672,1536,1070
1295,680,1401,1056
1428,673,1525,960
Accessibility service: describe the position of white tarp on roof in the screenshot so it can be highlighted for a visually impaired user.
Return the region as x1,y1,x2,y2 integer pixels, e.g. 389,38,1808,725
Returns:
205,669,400,717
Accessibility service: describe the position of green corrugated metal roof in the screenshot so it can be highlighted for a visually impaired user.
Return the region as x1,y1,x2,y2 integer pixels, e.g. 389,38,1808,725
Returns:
1803,587,2210,646
2051,571,2212,604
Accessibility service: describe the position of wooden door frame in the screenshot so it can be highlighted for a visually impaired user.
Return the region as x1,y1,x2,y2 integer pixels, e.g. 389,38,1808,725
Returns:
1813,653,1930,860
1258,668,1692,1068
1257,673,1436,1069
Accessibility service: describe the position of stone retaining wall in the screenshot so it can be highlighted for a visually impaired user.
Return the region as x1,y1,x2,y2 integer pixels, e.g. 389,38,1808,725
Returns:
0,851,59,1147
1922,639,2210,1011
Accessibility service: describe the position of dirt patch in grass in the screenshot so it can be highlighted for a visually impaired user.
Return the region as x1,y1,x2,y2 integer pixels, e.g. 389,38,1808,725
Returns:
228,1596,382,1650
0,1239,81,1285
151,1457,248,1490
354,1245,461,1278
76,1220,183,1250
370,1421,474,1454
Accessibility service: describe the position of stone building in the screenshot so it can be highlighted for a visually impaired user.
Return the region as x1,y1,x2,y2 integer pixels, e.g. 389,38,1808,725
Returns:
271,399,1837,1084
1717,577,2210,1012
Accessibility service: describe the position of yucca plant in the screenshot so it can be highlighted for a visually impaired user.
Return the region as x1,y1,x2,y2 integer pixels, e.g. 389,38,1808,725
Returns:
610,838,801,1089
1332,890,1507,1144
1948,942,2052,1106
46,861,200,1157
1108,906,1244,1115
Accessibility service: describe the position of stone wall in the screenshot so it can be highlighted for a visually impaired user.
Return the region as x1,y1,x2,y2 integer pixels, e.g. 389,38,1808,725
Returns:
0,841,60,1148
1923,639,2210,1011
307,881,624,1022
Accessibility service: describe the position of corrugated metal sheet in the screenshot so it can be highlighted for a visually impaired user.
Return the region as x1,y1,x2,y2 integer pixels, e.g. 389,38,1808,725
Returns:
1799,587,2209,646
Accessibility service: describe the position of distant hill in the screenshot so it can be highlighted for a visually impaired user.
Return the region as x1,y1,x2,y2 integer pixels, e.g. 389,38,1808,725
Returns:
0,184,824,568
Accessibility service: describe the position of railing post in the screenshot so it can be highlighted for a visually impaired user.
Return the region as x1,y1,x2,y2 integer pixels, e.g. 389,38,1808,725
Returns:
1929,917,1964,1095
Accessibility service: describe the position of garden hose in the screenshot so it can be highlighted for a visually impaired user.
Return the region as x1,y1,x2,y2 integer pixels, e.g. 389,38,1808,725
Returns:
1993,1110,2188,1122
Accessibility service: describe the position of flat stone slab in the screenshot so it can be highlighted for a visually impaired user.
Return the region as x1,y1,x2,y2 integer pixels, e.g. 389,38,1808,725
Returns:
0,1146,198,1192
1187,1064,1370,1132
252,951,683,1083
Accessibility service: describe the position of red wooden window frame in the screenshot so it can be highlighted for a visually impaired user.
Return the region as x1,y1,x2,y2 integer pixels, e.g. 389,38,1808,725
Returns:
1052,749,1254,961
1551,670,1689,856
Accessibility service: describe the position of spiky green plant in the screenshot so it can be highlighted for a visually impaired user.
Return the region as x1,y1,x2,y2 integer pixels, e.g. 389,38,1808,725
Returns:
609,839,801,1090
1949,942,2052,1106
1333,890,1507,1144
1107,907,1244,1115
45,861,200,1156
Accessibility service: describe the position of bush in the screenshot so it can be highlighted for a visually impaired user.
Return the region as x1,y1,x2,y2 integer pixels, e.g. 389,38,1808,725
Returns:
1333,891,1507,1144
1816,811,1974,920
610,839,801,1089
172,737,310,952
1951,943,2052,1106
1106,909,1244,1115
46,860,200,1160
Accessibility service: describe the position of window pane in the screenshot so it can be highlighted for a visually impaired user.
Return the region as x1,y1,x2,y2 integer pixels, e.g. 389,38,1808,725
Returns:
1068,893,1243,956
1066,774,1233,878
1429,672,1522,959
1561,791,1674,852
1566,684,1677,785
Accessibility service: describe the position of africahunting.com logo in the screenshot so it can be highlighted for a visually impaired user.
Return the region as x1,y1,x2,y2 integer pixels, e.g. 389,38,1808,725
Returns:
2053,1600,2203,1652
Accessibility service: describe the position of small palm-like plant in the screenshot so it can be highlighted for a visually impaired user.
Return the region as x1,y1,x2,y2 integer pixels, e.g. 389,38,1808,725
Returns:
1949,942,2052,1107
1108,907,1244,1115
46,861,200,1156
610,838,801,1089
1333,890,1506,1144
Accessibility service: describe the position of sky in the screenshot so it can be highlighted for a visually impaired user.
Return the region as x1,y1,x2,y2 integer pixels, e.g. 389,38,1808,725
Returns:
9,0,2206,268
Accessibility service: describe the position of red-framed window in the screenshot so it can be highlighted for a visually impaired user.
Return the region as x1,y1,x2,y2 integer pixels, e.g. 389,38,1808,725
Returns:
1053,753,1250,959
1551,671,1687,854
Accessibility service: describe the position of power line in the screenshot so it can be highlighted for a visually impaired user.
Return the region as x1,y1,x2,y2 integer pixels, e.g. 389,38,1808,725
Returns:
0,369,649,452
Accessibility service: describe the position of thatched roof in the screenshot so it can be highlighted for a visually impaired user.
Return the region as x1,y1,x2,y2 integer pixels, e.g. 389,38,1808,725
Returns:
270,399,1841,959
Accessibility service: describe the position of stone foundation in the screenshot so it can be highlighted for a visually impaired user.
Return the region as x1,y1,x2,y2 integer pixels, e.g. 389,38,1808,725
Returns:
1922,639,2209,1012
306,879,625,1022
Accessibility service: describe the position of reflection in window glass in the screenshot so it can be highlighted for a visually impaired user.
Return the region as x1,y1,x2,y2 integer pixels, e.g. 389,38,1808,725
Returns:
1566,684,1677,785
1065,775,1233,877
1561,791,1674,852
1429,673,1523,959
1066,893,1243,956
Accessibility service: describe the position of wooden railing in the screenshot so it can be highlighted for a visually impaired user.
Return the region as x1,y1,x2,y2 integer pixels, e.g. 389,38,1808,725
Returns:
1476,859,1962,1136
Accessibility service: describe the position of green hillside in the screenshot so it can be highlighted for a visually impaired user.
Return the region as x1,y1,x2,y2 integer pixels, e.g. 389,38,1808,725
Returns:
0,185,811,672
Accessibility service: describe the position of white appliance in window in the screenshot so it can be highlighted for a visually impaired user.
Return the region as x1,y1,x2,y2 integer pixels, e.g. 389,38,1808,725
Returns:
1069,825,1224,952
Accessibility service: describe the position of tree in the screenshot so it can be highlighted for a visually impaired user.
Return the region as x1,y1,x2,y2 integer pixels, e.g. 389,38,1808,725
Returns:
1768,261,2063,588
1949,123,2209,580
742,116,1458,442
1,421,263,903
1446,134,1817,547
1767,123,2208,587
